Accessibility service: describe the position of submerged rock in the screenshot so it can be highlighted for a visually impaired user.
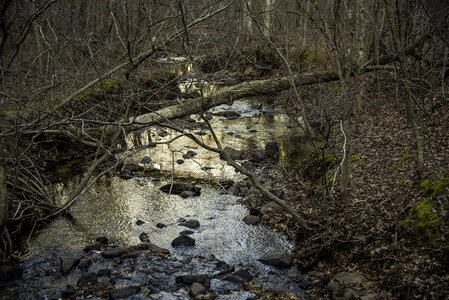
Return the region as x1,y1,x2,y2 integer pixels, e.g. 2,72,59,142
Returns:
258,252,293,268
183,150,198,159
179,219,200,229
171,235,195,247
96,236,108,245
242,215,260,225
140,156,152,164
180,230,194,235
139,232,151,243
156,223,166,229
159,183,201,196
212,110,241,118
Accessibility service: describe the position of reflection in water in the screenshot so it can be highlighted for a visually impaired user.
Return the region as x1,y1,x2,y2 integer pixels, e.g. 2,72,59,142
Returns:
125,99,304,181
30,177,292,265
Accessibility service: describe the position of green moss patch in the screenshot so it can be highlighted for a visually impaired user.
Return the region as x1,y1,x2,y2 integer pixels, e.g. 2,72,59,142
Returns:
419,178,449,197
403,199,441,239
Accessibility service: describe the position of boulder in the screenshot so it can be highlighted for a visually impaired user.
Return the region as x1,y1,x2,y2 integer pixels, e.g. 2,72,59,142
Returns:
179,219,200,229
95,236,108,244
220,147,244,161
139,232,151,243
249,207,261,216
212,111,241,118
180,230,194,235
176,274,211,286
258,252,293,268
77,272,97,285
78,258,91,270
140,156,152,164
83,242,102,252
60,255,80,274
265,141,279,160
109,286,141,299
180,191,196,198
333,272,365,288
102,247,130,258
242,215,260,225
171,235,195,247
136,219,145,225
234,269,253,282
176,159,185,165
261,201,282,214
182,150,197,159
190,282,206,297
156,223,166,229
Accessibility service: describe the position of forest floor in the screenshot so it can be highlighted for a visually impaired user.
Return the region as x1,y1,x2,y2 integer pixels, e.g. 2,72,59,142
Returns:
259,71,449,299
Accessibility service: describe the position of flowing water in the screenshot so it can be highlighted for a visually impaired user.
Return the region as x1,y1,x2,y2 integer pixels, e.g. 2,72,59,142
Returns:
17,59,310,298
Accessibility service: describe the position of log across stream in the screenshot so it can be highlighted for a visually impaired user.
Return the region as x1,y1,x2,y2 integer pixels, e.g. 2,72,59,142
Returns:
5,98,310,299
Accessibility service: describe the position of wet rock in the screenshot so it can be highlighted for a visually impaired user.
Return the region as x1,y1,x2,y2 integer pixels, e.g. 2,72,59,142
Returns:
250,149,265,162
0,265,22,281
102,247,130,258
261,201,282,214
176,274,211,286
223,274,245,284
77,272,97,285
158,130,169,137
327,282,342,294
61,285,76,298
212,110,241,118
241,161,255,171
242,215,260,225
160,183,201,196
176,159,185,164
234,269,253,282
109,286,141,299
60,255,80,274
180,190,196,198
249,207,261,216
148,244,170,255
265,141,279,160
97,268,112,276
220,147,244,160
83,242,102,252
258,252,293,268
183,150,198,159
179,219,200,229
136,219,145,225
139,232,151,243
180,230,194,235
171,235,195,247
210,278,239,293
156,223,166,229
195,131,208,136
190,282,206,297
140,156,152,164
96,236,108,244
333,272,365,288
78,258,91,270
264,189,284,201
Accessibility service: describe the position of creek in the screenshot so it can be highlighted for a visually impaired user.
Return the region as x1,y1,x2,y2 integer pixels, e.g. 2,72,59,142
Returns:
2,59,308,299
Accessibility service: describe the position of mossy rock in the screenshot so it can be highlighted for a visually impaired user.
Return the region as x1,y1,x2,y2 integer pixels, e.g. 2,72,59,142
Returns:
403,199,441,239
419,178,449,197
